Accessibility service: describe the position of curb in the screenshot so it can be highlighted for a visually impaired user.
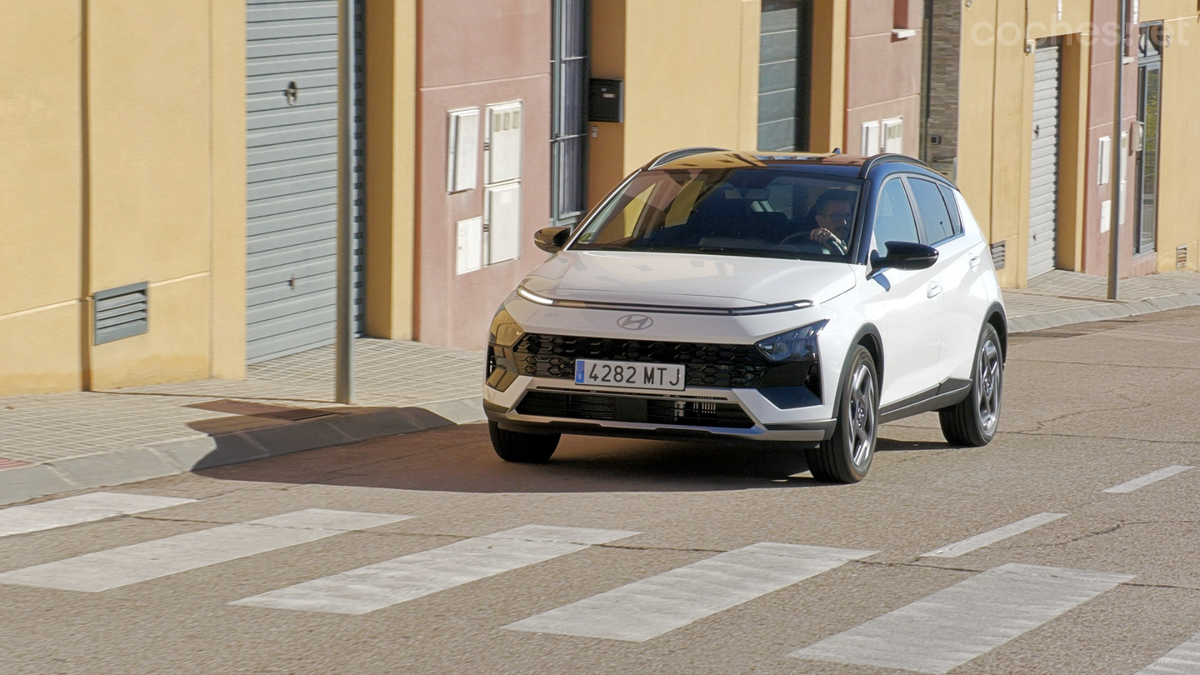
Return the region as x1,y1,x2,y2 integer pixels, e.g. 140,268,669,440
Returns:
1008,292,1200,334
0,395,486,507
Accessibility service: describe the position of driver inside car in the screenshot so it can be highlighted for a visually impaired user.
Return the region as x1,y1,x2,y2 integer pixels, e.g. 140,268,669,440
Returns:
805,189,856,251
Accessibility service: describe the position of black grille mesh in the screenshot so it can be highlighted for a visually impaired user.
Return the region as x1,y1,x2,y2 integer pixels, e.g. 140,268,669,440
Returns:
517,391,754,429
512,334,770,388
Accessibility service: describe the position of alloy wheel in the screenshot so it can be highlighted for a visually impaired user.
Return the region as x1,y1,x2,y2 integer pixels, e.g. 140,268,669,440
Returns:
976,338,1002,434
848,363,877,467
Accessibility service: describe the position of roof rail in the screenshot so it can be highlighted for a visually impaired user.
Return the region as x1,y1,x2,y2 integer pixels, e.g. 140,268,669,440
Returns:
857,153,929,178
646,147,729,169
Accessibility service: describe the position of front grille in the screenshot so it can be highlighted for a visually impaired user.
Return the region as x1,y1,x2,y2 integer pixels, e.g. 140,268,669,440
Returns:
512,334,771,388
516,391,755,429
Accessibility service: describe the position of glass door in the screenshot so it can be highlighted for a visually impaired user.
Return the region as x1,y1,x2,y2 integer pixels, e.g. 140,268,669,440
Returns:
550,0,589,227
1135,26,1162,255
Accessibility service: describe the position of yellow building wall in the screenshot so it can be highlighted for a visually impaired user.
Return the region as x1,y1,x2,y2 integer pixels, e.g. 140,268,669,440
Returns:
364,0,418,340
588,0,760,206
809,0,847,153
1143,12,1200,272
957,0,1093,288
0,0,247,395
0,0,85,393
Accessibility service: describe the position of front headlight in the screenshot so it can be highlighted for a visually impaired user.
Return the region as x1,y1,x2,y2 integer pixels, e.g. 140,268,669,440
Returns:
489,308,524,348
755,320,828,362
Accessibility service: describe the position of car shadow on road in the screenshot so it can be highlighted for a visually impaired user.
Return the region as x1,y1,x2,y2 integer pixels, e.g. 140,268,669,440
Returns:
198,422,951,494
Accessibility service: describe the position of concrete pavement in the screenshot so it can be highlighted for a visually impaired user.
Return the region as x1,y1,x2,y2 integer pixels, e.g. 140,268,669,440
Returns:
1,306,1198,674
1,269,1198,506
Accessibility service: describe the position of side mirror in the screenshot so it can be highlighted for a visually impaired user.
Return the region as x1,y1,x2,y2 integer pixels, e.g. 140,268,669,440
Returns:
871,241,939,271
534,226,571,253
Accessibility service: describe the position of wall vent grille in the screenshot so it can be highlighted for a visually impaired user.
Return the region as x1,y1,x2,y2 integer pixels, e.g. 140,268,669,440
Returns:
94,282,148,345
1177,244,1189,269
990,241,1007,269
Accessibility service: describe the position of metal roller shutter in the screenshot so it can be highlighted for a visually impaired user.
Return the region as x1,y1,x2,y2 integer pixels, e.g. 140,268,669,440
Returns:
1027,41,1061,279
245,0,364,364
758,1,810,152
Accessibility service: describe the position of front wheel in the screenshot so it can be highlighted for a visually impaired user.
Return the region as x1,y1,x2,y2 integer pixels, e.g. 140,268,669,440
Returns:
806,346,879,483
489,421,560,463
939,324,1003,447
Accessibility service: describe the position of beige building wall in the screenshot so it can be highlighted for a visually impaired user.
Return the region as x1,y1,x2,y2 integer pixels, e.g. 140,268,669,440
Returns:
956,0,1093,288
0,0,85,394
588,0,761,206
0,0,246,395
364,0,418,340
1140,5,1200,272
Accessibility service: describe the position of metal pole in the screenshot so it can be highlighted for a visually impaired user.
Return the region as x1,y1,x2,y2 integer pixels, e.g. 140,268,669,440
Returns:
1107,0,1126,301
335,0,355,403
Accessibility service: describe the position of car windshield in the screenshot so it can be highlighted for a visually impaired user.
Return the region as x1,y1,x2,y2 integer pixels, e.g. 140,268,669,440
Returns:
571,168,863,261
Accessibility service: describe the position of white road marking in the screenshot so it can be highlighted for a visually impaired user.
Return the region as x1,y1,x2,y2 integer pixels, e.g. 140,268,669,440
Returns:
920,512,1066,558
791,563,1133,674
0,509,410,592
1103,466,1193,494
504,543,876,642
1136,632,1200,674
0,492,195,539
230,525,640,615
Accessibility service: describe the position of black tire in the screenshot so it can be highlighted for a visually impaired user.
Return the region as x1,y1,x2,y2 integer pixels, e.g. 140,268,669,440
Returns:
489,421,561,463
939,323,1003,447
806,346,879,484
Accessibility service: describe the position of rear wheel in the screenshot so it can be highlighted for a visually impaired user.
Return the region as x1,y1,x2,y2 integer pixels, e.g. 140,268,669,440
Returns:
939,324,1003,447
806,346,878,483
489,421,560,463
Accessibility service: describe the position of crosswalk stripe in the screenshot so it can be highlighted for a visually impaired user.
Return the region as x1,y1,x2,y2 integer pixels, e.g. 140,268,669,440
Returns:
1136,633,1200,674
791,563,1133,674
0,492,196,539
0,509,410,592
1103,466,1193,494
920,512,1066,558
230,525,640,615
504,542,877,642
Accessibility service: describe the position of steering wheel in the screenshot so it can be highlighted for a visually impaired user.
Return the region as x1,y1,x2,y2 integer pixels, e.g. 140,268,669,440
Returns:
780,231,847,256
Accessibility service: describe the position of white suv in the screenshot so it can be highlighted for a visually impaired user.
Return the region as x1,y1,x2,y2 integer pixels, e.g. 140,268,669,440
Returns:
483,149,1006,483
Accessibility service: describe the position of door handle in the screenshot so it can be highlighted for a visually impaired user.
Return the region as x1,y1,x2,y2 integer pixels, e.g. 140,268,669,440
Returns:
927,281,943,298
969,254,981,269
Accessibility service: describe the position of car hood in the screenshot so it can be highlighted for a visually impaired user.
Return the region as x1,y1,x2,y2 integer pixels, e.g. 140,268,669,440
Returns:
521,250,857,308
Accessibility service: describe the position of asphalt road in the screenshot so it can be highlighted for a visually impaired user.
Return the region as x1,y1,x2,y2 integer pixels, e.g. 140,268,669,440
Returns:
3,307,1200,675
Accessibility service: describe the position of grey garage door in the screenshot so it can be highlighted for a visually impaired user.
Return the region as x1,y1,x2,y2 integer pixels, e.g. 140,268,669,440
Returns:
1028,40,1061,279
246,0,364,364
758,1,810,152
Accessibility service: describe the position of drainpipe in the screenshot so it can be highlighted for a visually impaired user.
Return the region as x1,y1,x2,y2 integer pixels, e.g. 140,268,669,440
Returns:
1107,0,1126,300
335,0,355,404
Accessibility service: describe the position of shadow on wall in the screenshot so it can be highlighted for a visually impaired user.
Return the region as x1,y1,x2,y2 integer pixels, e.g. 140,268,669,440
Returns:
195,415,952,494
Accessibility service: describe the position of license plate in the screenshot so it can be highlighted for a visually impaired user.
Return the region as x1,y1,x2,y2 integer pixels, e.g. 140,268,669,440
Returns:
574,359,686,391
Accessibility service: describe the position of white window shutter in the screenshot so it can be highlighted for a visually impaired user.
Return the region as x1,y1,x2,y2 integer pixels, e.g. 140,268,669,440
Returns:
456,217,483,275
883,117,904,154
486,101,523,185
861,121,881,156
446,108,479,193
485,183,522,264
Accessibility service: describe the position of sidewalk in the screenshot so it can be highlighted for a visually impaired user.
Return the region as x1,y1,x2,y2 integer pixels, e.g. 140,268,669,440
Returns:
2,270,1198,505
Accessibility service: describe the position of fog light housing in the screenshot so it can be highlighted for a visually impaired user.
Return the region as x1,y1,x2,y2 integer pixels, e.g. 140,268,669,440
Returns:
755,320,826,408
755,320,827,362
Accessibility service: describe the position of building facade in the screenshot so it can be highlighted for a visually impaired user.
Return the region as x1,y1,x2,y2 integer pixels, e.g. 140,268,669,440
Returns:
3,0,1198,397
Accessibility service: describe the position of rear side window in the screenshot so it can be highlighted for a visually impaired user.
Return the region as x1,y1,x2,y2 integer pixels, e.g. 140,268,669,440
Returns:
909,178,955,244
938,184,963,236
873,179,920,257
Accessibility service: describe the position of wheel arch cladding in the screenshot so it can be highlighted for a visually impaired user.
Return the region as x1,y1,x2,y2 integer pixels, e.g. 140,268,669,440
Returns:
985,303,1007,362
832,324,883,416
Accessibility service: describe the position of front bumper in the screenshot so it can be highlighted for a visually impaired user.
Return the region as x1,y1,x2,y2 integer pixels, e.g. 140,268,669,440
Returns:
484,375,837,443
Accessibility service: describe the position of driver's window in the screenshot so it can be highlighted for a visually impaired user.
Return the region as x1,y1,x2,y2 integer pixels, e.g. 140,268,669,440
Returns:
872,179,921,257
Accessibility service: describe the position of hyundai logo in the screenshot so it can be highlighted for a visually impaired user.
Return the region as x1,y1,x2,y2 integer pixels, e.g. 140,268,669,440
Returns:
617,314,654,330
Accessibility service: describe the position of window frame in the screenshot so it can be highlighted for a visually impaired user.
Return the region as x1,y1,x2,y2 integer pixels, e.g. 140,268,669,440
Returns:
907,176,962,246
